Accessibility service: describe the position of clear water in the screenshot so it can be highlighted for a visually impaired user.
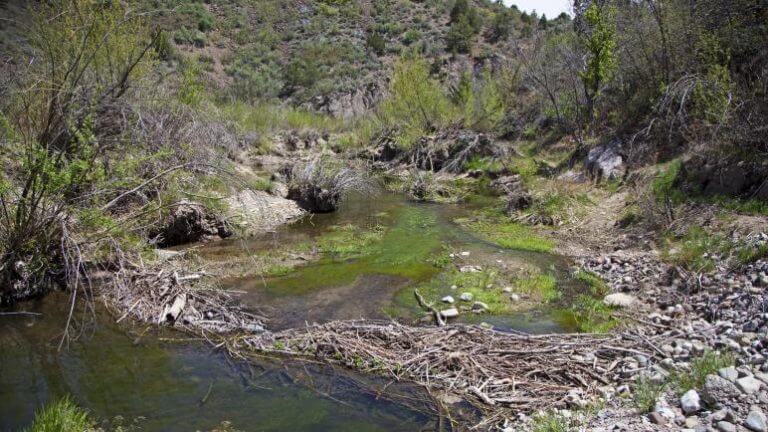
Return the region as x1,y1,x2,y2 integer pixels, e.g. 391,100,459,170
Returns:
204,193,584,332
0,294,436,431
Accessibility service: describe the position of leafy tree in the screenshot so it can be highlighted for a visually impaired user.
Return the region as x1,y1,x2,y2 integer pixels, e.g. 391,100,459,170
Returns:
580,3,617,121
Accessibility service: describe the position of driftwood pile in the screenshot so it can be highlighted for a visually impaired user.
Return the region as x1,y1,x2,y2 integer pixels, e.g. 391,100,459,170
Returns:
103,269,668,428
233,320,665,427
102,266,267,334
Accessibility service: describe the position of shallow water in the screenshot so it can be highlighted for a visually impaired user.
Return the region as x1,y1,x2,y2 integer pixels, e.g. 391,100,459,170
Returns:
204,193,586,332
0,294,437,431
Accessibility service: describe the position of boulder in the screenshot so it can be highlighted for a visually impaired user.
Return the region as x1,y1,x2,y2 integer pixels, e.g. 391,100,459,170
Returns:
585,143,626,182
287,184,342,213
440,308,460,319
702,375,742,408
737,376,763,394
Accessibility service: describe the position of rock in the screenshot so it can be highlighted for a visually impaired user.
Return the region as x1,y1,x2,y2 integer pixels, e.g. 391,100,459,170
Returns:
439,308,459,319
460,251,471,257
270,182,289,198
719,366,739,383
510,293,521,302
502,286,513,293
460,292,474,302
603,293,637,308
649,412,668,425
585,143,626,182
471,301,489,313
684,416,700,428
703,375,742,407
441,296,455,304
737,376,763,394
716,421,737,432
746,410,768,432
681,389,701,414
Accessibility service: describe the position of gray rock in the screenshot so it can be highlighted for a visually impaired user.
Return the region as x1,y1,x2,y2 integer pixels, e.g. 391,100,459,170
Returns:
460,292,474,302
746,409,768,432
716,421,736,432
737,376,763,394
471,301,489,313
585,143,626,182
681,389,701,414
603,293,637,308
702,375,742,407
719,366,739,382
441,296,455,304
439,308,459,319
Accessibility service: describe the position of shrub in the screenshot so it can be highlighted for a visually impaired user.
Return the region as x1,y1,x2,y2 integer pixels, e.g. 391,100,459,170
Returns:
378,54,455,148
366,31,386,55
446,15,476,53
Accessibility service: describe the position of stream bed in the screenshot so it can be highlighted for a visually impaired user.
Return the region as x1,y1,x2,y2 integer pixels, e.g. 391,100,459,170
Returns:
203,193,586,332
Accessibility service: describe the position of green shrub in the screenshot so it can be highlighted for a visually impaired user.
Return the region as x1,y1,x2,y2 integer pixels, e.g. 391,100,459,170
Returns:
378,54,455,148
672,351,735,394
633,377,665,413
366,31,386,55
446,16,476,53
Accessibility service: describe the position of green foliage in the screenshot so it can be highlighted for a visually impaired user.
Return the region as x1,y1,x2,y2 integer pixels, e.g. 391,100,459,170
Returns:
488,9,513,42
662,226,727,273
446,15,476,53
531,411,570,432
515,272,560,303
378,54,454,148
633,377,665,413
27,397,94,432
454,69,506,131
178,59,205,107
580,3,617,118
672,351,735,394
316,224,385,259
366,31,386,55
651,160,684,205
154,30,176,61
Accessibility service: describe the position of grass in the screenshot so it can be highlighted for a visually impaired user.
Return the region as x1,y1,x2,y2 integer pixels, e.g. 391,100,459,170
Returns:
27,397,94,432
216,101,347,136
531,411,571,432
457,215,555,253
632,377,665,413
672,351,735,394
661,226,728,273
515,272,560,302
557,270,616,333
736,243,768,266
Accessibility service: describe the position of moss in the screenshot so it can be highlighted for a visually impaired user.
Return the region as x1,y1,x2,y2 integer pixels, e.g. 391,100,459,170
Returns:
457,215,555,253
27,397,94,432
316,224,385,259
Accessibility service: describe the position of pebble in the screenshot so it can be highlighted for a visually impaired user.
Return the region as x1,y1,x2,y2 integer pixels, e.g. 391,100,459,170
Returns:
460,292,474,302
439,308,459,319
441,296,455,304
648,412,668,425
510,294,520,302
603,293,638,308
460,251,470,257
716,421,737,432
681,389,701,414
471,301,489,313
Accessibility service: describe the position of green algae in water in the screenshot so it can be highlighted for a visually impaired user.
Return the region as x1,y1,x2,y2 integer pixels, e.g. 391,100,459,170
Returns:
456,216,555,253
0,295,435,432
260,206,443,297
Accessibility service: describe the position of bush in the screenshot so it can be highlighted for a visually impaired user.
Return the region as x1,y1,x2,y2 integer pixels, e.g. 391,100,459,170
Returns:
378,54,455,148
366,31,386,55
446,16,476,53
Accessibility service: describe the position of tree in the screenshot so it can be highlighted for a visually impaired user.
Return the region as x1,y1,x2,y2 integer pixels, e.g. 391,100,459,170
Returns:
579,3,617,122
446,15,476,53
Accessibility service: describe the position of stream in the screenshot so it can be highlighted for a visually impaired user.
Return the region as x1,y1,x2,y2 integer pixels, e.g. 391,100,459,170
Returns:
1,192,591,430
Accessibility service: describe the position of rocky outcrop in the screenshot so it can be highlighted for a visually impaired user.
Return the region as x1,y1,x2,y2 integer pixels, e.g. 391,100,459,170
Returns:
225,190,305,235
308,83,382,119
152,202,232,248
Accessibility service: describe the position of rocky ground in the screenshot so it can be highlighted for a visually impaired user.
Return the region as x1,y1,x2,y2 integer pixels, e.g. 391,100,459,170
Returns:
564,230,768,431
